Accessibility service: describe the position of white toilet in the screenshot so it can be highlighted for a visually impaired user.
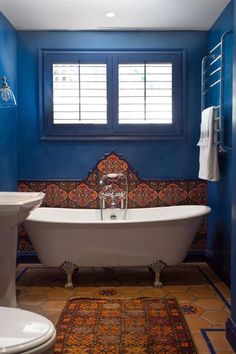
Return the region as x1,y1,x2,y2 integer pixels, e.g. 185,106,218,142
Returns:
0,307,56,353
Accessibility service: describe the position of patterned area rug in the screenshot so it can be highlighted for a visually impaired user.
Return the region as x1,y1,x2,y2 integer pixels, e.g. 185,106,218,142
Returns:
54,297,197,354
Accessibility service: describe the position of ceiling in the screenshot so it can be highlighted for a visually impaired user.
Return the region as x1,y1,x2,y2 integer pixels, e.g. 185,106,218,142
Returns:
0,0,231,31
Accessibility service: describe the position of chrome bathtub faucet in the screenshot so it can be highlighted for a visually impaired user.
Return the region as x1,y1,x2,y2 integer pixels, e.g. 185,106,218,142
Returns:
100,184,125,209
99,173,128,219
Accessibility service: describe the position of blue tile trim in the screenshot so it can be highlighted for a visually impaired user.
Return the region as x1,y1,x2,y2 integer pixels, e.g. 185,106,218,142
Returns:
197,265,231,311
226,318,236,353
17,251,39,264
201,329,226,354
16,268,27,282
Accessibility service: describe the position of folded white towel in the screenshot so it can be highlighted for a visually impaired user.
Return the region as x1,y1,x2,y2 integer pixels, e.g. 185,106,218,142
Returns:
197,107,220,182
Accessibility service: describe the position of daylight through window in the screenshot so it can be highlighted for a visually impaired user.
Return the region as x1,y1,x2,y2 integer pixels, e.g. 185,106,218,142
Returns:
53,64,107,124
118,63,172,124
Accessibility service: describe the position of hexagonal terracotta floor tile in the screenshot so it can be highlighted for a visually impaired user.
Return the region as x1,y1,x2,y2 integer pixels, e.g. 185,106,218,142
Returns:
185,316,213,333
173,292,196,303
164,285,190,293
117,286,144,294
18,293,49,306
187,286,216,297
46,287,76,300
140,287,167,298
207,331,235,353
21,286,52,295
192,333,211,353
194,298,225,310
201,309,230,325
40,300,67,312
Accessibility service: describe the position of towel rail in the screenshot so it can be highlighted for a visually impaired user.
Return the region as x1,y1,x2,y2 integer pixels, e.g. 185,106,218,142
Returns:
210,42,221,53
210,55,221,66
201,30,232,153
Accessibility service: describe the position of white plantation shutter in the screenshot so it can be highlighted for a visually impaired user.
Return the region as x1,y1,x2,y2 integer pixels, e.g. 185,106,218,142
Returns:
41,50,184,138
53,64,107,124
118,63,172,124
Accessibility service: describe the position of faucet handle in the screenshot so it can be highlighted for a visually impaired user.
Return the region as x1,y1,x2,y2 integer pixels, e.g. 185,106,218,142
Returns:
104,184,113,192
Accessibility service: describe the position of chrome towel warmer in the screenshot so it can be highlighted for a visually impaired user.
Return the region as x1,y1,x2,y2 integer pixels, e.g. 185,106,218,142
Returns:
201,30,232,153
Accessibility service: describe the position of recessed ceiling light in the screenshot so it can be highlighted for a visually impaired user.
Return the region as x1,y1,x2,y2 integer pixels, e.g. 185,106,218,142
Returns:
105,11,116,18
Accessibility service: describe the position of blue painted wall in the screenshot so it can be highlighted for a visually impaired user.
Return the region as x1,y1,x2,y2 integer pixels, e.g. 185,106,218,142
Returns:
230,0,236,325
0,12,18,190
207,1,234,276
226,1,236,349
17,30,208,180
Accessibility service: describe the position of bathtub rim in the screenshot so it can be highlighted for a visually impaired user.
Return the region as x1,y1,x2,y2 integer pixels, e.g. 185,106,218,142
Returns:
25,205,211,225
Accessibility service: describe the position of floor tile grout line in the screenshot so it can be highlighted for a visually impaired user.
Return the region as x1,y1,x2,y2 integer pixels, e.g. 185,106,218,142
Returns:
197,266,231,310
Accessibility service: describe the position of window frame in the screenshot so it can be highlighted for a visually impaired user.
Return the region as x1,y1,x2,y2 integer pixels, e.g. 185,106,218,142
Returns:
39,49,186,140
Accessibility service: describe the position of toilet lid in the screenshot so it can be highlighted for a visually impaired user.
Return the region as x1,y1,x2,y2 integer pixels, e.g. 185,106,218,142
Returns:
0,307,55,353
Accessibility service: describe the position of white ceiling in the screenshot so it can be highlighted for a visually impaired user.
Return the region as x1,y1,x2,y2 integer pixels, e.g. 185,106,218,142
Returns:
0,0,231,31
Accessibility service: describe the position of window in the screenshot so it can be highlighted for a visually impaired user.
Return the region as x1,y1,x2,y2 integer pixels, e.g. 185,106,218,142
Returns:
40,50,185,140
53,64,107,125
118,63,172,124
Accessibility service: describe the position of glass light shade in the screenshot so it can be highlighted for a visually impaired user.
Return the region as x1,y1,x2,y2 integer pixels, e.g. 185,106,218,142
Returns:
0,77,17,108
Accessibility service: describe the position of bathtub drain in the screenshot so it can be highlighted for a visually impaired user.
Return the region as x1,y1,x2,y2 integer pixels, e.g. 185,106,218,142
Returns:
110,214,117,220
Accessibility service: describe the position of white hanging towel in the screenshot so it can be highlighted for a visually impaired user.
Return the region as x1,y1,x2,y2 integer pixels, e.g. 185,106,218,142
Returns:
197,106,220,182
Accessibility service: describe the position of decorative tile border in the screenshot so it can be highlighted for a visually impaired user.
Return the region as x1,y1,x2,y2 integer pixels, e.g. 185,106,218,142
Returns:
18,152,207,253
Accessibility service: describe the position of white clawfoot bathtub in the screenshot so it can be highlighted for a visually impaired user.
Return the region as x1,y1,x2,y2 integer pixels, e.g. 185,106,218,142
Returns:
24,205,210,288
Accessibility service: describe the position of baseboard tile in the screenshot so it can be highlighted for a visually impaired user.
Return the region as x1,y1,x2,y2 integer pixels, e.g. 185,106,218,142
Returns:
17,250,207,265
17,251,39,265
184,251,207,262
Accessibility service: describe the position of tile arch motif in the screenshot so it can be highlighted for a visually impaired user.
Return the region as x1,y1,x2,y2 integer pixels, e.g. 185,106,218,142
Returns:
97,152,129,175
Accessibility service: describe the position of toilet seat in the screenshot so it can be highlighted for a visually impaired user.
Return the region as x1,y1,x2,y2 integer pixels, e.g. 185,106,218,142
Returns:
0,307,56,353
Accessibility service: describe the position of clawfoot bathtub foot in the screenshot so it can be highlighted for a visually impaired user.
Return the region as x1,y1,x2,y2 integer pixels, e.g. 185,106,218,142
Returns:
61,261,78,290
151,260,166,288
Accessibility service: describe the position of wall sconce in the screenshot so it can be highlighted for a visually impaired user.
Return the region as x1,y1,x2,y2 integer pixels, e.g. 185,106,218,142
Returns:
0,76,17,108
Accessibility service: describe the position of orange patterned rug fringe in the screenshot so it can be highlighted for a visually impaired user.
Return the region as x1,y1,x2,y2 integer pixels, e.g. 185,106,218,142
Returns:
54,297,197,353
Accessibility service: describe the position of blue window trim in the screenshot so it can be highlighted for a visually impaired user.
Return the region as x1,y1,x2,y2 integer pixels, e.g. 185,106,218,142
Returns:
39,49,186,141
